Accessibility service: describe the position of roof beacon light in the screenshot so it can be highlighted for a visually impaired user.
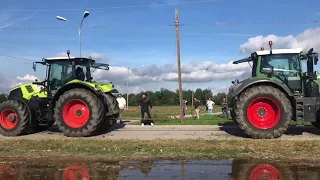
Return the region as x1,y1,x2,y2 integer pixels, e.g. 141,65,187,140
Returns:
261,47,264,51
269,41,273,46
67,50,70,55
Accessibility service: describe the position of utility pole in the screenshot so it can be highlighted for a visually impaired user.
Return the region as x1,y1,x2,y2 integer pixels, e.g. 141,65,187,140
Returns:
191,90,194,107
126,67,129,110
175,9,184,122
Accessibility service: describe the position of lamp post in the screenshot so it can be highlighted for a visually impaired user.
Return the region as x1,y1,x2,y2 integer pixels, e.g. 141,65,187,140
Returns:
56,11,89,57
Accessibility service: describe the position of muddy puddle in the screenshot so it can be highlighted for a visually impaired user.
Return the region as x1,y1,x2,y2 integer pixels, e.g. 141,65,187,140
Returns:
0,158,319,179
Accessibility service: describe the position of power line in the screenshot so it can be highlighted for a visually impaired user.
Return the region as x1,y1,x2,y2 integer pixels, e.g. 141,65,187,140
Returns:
181,20,320,27
0,53,35,62
1,0,222,12
1,20,319,31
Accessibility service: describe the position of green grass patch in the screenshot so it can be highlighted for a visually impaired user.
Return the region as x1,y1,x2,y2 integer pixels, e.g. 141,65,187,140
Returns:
130,114,313,126
0,139,320,162
123,105,222,119
131,114,232,125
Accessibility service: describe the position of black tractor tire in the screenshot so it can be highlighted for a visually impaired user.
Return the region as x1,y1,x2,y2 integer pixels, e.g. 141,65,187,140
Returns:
0,100,30,136
230,159,294,180
311,110,320,129
104,93,120,117
103,93,120,126
234,85,292,139
54,88,105,137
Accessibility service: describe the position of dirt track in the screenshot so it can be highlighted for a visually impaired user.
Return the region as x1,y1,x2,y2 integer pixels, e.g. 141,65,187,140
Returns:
1,124,320,140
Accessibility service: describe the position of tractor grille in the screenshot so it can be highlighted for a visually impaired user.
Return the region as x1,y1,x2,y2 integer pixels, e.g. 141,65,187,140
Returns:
25,85,34,93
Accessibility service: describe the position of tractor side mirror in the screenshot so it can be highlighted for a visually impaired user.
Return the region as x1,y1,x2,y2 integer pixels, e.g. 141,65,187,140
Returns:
261,67,274,74
33,62,36,72
314,53,318,65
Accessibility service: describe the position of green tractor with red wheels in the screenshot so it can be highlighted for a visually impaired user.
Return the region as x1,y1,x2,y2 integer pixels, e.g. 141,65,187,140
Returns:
229,41,320,139
0,50,120,137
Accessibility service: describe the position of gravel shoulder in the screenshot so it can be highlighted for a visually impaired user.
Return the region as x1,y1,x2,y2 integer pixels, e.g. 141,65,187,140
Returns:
1,124,320,140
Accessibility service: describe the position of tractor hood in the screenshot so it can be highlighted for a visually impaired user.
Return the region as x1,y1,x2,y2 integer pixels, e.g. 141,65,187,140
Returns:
67,79,117,93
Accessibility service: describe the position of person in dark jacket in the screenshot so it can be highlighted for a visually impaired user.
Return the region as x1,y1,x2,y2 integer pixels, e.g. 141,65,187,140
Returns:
139,94,153,126
193,98,200,120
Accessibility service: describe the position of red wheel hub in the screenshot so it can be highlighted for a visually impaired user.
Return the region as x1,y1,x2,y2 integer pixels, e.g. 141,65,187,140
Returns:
249,164,282,180
63,165,89,180
0,165,18,180
247,97,280,129
0,109,18,130
62,99,90,128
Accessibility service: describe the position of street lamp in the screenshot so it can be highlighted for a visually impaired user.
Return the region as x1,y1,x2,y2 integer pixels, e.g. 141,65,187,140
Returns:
56,11,90,57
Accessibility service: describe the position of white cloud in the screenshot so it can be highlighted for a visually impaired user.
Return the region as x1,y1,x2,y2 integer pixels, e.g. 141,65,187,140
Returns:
239,27,320,54
0,73,38,93
92,60,251,88
17,74,37,81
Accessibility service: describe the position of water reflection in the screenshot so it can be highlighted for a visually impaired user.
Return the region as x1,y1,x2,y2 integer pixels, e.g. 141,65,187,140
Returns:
0,158,320,179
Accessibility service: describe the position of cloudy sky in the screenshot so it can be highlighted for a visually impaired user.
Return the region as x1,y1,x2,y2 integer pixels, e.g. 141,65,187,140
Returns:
0,0,320,94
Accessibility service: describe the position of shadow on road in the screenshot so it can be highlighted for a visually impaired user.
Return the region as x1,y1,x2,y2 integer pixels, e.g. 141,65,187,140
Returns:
219,124,320,138
30,121,127,137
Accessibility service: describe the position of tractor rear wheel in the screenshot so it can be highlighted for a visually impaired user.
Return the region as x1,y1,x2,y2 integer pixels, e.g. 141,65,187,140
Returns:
234,85,292,139
311,110,320,129
103,93,120,126
0,100,30,136
54,88,105,137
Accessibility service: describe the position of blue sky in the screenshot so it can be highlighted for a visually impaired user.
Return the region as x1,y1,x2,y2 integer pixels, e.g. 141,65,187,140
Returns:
0,0,320,93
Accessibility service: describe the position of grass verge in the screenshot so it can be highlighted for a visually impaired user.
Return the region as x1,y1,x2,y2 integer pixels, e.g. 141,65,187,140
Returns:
1,139,320,162
130,114,312,126
123,105,222,119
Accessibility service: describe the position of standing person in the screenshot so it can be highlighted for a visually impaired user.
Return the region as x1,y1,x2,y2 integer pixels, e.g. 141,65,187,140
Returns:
221,97,229,119
116,94,126,124
193,98,200,120
206,98,215,115
182,100,188,116
139,94,153,126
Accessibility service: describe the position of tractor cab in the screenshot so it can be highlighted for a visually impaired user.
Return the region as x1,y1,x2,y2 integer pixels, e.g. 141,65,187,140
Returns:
228,41,320,139
232,41,319,97
32,50,110,96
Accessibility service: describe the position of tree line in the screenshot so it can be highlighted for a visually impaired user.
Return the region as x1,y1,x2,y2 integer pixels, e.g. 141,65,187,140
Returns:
0,88,232,106
122,88,232,106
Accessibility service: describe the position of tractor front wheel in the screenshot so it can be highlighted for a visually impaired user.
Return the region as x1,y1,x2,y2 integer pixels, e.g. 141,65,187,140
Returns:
234,85,292,139
54,88,105,137
0,100,30,136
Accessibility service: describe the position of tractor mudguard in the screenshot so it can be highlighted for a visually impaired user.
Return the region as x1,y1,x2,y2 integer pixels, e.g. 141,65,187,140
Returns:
52,82,101,106
229,77,294,99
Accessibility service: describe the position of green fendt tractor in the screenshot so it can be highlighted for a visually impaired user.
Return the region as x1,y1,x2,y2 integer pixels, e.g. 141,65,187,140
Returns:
0,50,120,137
229,41,320,139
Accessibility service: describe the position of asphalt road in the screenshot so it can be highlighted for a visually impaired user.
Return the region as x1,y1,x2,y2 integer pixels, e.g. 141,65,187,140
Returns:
1,124,320,140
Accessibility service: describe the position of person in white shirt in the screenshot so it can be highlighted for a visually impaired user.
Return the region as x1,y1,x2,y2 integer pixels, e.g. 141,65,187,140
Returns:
116,94,126,123
206,98,215,115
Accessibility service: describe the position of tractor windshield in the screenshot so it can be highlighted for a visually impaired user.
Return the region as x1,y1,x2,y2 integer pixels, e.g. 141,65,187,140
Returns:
260,53,301,75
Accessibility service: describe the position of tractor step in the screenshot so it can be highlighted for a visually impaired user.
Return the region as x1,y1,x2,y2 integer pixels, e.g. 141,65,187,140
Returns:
294,97,318,122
